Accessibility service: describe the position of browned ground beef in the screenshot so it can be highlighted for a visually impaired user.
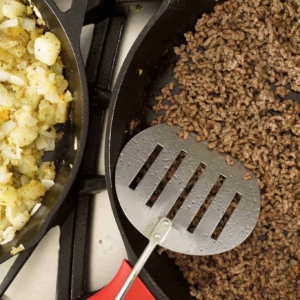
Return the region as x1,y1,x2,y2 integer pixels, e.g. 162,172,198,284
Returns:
152,0,300,299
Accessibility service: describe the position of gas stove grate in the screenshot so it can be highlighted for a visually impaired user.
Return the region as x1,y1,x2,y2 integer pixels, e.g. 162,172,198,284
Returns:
0,0,130,298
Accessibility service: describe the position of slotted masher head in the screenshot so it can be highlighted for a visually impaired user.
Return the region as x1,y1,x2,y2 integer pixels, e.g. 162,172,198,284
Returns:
115,125,260,256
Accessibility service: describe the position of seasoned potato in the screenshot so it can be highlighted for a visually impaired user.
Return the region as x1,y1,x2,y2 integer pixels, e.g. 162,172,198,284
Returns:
0,0,72,245
34,32,61,66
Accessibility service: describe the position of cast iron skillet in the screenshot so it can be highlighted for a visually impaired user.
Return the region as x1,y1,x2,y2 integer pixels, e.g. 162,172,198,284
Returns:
0,0,88,263
106,0,226,299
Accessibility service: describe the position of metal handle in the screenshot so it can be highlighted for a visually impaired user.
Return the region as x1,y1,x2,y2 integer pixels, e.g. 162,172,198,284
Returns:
115,218,172,300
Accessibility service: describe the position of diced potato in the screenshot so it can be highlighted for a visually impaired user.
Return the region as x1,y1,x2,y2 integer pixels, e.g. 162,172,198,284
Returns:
38,99,56,125
1,143,19,165
0,185,18,207
17,155,38,178
19,18,36,32
35,135,47,150
34,32,61,66
15,108,38,127
0,173,12,185
55,74,68,94
0,0,4,21
55,101,68,123
0,107,10,125
3,0,26,18
38,162,55,181
0,84,13,107
6,203,26,224
24,87,42,110
6,27,29,46
0,216,10,229
26,67,57,95
9,126,38,147
23,198,37,211
0,48,16,71
11,210,30,230
18,180,45,202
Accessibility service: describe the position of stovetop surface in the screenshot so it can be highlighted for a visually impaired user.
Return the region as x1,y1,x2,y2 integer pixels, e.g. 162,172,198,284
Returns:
0,1,161,299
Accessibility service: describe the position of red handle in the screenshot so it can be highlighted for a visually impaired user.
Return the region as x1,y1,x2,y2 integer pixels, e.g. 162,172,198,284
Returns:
88,260,155,300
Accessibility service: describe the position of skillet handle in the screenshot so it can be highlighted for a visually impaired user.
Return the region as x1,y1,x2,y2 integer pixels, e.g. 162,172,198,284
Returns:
42,0,88,48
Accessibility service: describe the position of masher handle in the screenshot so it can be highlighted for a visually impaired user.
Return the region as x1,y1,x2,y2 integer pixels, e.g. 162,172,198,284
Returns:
115,239,156,300
115,218,172,300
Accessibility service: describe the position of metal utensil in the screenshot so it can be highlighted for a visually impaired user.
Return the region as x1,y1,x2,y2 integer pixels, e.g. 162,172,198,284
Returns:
115,124,260,300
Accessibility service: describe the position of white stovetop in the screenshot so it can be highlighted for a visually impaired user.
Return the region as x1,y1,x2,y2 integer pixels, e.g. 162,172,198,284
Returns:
0,2,159,299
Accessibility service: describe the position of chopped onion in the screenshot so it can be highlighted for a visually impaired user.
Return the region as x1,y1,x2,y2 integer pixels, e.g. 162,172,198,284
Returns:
12,211,30,231
64,90,73,102
0,71,10,82
9,127,38,147
39,130,56,139
0,226,15,245
15,145,22,159
0,84,13,107
0,18,18,29
0,173,13,184
16,61,28,70
48,73,55,83
45,93,60,103
0,40,18,49
30,203,41,216
0,141,6,151
0,71,25,86
20,175,29,186
41,179,54,190
0,120,16,135
35,135,48,150
1,145,18,162
45,138,55,151
10,75,25,86
19,17,35,32
16,111,38,127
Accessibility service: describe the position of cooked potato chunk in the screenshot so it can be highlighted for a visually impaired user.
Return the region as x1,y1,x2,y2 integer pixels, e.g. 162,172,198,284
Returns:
34,32,61,66
3,0,26,18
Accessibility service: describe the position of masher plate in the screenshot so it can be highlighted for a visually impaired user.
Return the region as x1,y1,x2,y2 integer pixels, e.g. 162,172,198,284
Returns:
115,125,260,255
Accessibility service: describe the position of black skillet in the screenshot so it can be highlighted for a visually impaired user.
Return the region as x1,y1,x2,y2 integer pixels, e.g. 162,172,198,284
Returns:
106,0,226,299
0,0,88,263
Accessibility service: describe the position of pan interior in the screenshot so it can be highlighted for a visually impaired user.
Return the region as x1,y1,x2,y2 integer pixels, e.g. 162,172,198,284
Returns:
108,0,227,299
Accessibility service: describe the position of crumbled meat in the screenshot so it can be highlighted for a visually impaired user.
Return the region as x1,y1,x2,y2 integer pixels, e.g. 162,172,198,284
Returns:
153,0,300,299
242,172,251,181
126,119,141,136
225,155,234,166
275,86,289,98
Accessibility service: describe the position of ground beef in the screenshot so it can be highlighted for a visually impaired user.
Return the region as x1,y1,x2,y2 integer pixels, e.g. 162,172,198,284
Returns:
152,0,300,299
